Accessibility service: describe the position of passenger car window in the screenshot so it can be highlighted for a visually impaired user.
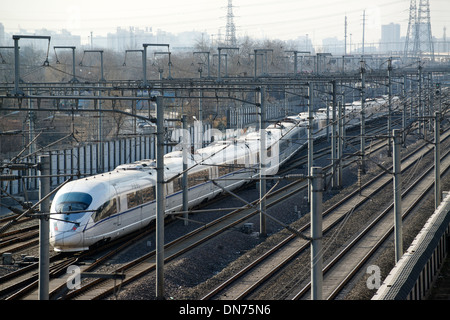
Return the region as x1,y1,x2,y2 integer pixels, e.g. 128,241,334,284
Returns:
92,198,117,222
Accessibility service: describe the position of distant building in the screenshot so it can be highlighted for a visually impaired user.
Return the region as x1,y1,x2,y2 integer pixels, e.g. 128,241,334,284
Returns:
106,27,197,52
107,27,155,51
381,23,401,54
295,35,315,55
322,37,344,55
0,23,5,45
6,28,81,51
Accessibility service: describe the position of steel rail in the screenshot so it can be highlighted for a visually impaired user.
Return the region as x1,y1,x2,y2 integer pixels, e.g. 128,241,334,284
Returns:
200,128,449,300
293,147,450,300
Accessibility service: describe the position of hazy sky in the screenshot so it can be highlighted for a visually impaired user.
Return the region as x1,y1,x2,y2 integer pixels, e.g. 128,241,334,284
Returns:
1,0,449,46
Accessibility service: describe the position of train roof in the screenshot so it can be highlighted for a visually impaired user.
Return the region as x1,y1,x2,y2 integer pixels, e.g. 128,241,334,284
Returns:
54,117,305,200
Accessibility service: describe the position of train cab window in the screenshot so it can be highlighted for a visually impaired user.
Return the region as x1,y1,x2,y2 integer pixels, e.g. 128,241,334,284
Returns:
93,198,117,222
54,192,93,212
54,192,93,221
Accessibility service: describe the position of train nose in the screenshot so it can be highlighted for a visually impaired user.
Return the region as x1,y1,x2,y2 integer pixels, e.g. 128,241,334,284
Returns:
50,229,84,252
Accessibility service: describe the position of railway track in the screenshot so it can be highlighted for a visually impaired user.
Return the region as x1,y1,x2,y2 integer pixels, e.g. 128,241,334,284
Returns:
292,147,450,300
1,129,381,300
0,117,411,300
0,224,156,300
0,226,39,254
0,116,393,256
200,128,449,300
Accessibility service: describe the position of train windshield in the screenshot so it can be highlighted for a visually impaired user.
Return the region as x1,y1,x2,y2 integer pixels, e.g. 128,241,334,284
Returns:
54,192,93,220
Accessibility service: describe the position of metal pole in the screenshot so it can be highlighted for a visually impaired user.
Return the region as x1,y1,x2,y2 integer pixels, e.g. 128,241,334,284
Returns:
360,60,366,174
393,129,403,262
182,115,189,226
207,53,211,78
155,96,165,299
199,90,203,147
143,46,147,87
418,62,423,137
100,51,105,82
38,155,50,300
402,74,407,146
388,58,393,157
254,51,258,80
98,85,103,173
218,48,222,82
308,82,314,203
435,112,441,209
331,80,337,189
342,94,346,148
294,51,298,75
13,36,20,95
310,166,323,300
71,47,77,83
259,87,267,237
337,101,343,187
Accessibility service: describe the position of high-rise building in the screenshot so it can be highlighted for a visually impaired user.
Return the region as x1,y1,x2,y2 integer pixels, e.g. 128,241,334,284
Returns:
0,23,5,45
381,23,401,54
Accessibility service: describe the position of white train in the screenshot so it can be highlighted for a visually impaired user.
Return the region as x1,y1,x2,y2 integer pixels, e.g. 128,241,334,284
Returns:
49,96,394,251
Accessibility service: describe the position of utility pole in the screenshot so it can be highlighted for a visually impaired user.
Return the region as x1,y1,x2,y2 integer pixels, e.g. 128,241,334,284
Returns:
38,155,50,300
418,61,423,137
308,82,314,202
393,129,403,262
387,58,393,157
435,112,441,209
337,101,343,187
310,166,323,300
360,60,366,174
182,115,189,226
331,80,338,189
258,87,267,237
155,96,165,299
402,74,408,146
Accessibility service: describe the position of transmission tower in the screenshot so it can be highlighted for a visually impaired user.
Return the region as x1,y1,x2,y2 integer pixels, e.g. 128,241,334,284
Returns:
404,0,417,58
404,0,434,60
225,0,237,46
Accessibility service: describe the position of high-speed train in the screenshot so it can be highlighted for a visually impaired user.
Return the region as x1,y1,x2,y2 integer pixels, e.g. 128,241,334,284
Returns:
50,95,395,251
